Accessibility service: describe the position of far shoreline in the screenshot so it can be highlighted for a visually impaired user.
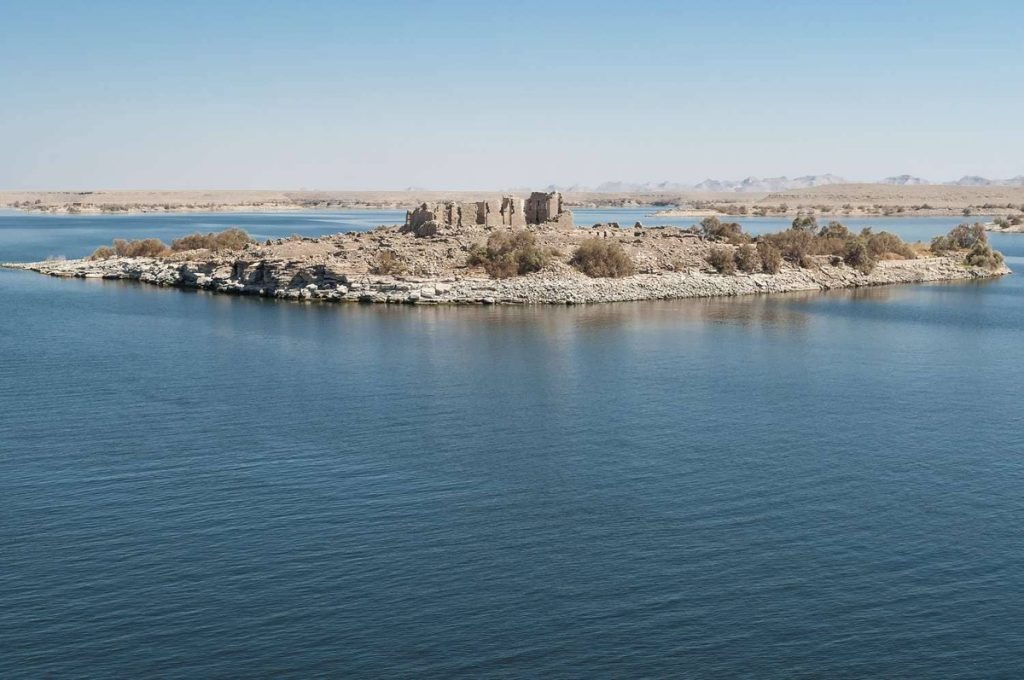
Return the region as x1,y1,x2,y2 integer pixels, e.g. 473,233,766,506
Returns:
4,184,1024,220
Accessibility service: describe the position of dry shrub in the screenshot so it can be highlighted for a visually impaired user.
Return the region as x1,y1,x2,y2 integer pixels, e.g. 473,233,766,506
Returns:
948,223,988,249
865,230,915,259
733,244,760,273
757,242,783,274
569,238,635,278
706,246,736,274
113,238,170,258
932,223,993,255
700,216,749,244
842,240,876,274
791,215,819,232
930,235,954,254
761,229,815,265
89,246,116,260
759,222,916,270
171,227,252,252
819,221,850,239
370,250,406,275
965,242,1005,271
468,230,551,278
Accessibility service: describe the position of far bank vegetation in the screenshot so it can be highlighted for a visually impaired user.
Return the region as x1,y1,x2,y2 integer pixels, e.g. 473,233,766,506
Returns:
89,228,253,260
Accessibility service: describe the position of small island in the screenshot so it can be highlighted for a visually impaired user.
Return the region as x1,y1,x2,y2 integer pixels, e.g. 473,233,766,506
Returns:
4,191,1010,305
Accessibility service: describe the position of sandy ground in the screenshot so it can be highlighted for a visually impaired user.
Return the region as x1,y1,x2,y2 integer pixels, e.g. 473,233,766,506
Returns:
2,185,1024,216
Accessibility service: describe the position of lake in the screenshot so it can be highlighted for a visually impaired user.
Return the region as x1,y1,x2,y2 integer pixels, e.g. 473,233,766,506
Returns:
2,209,1023,678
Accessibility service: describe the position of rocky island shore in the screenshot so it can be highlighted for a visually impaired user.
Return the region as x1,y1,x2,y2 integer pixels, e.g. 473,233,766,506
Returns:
4,192,1010,305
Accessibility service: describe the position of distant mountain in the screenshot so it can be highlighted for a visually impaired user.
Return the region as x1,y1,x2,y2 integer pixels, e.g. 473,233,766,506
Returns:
590,181,691,193
536,174,1024,193
691,179,732,192
541,184,591,193
694,175,847,192
881,175,930,186
949,176,995,187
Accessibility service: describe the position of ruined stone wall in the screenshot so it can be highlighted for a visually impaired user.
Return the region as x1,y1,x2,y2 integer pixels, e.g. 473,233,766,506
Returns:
525,192,559,223
500,196,526,227
404,201,475,233
405,192,569,233
471,196,525,227
525,191,573,228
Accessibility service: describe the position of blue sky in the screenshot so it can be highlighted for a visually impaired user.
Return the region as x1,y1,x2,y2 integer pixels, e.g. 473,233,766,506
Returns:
1,0,1022,189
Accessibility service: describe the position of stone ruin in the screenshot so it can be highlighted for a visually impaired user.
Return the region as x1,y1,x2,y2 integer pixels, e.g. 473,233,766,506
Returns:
402,191,573,236
525,191,573,228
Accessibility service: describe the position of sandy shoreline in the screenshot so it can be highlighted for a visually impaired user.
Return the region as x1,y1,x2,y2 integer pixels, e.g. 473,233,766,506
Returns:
5,185,1024,217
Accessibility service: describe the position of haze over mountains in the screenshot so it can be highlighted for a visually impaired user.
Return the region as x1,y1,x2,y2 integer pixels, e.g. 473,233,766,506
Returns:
542,175,1024,193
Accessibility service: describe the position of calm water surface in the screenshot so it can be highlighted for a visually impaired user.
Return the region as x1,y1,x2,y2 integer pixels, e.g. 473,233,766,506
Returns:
2,210,1024,678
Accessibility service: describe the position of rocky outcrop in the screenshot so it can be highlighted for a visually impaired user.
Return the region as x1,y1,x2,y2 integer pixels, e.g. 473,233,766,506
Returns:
5,253,1008,306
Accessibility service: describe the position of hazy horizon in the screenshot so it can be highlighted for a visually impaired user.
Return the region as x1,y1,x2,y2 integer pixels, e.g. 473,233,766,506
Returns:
3,0,1022,190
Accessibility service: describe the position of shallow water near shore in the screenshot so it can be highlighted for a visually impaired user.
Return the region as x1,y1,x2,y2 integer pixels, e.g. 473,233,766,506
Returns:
3,211,1024,677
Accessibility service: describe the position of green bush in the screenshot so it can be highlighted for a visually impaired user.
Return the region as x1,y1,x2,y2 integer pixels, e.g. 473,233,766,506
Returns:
706,246,736,274
469,230,552,278
569,238,635,278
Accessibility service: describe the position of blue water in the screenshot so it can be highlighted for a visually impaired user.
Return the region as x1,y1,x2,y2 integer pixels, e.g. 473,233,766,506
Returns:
2,210,1024,678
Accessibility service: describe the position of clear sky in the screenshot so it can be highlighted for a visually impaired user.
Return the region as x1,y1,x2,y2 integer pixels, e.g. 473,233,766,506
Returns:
2,0,1022,189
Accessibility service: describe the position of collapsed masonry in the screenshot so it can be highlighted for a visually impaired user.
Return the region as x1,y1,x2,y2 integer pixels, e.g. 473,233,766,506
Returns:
402,191,573,236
